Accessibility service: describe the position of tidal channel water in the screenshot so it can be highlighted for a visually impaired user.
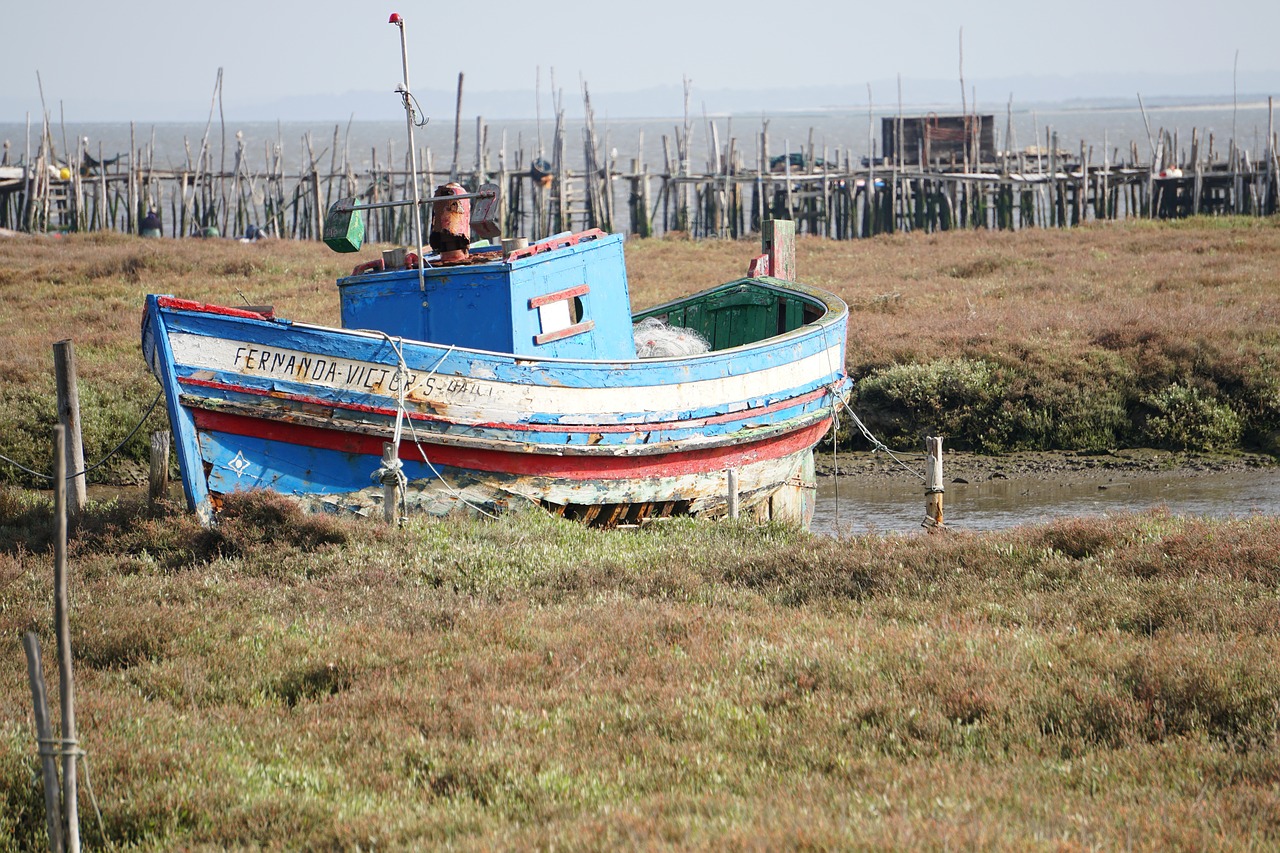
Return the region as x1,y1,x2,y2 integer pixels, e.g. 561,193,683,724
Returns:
811,468,1280,536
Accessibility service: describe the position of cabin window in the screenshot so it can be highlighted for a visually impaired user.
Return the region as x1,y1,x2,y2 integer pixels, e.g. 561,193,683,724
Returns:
530,284,594,345
538,298,574,336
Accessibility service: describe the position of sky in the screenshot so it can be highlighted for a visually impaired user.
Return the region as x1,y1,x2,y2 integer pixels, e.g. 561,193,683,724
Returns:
3,0,1279,121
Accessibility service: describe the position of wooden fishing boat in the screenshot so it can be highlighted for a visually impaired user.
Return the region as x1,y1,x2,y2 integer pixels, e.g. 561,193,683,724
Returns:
140,12,849,529
142,225,849,528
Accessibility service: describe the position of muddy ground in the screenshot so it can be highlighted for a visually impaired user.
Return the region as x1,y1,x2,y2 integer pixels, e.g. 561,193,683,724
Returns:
816,447,1279,486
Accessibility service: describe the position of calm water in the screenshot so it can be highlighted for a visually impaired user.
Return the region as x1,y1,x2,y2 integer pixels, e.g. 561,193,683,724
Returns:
813,468,1280,536
2,101,1275,175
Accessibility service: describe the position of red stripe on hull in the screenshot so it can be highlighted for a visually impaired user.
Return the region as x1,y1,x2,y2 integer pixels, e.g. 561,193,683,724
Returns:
190,408,830,480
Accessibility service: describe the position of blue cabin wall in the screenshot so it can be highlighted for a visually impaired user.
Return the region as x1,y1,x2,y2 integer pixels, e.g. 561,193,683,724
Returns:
337,263,514,352
507,234,636,359
336,233,636,359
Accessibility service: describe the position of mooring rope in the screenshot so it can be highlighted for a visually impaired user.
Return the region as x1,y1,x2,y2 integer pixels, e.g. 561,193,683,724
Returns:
834,389,926,481
0,390,164,483
375,334,498,520
372,334,412,521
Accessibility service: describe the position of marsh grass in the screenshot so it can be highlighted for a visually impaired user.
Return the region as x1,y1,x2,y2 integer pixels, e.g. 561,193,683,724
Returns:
2,221,1279,845
1,492,1279,849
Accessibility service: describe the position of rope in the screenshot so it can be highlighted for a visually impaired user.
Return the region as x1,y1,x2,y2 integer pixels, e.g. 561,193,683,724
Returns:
80,751,108,843
36,736,81,759
0,452,52,481
375,335,498,520
37,737,107,841
372,334,414,523
834,391,927,482
826,378,949,533
0,390,164,483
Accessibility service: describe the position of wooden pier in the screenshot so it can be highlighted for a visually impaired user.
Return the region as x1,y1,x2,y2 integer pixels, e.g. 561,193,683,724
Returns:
2,98,1277,244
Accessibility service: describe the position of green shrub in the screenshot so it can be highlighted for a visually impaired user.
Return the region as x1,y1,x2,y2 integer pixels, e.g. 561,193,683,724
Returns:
1139,383,1242,451
1237,366,1280,453
989,383,1132,452
854,358,1011,451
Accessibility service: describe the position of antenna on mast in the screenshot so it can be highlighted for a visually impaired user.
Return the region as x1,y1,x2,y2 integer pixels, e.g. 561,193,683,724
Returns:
389,12,427,291
321,17,499,262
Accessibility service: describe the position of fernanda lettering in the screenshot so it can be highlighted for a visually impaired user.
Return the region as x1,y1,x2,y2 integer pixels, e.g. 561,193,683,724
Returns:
229,344,491,399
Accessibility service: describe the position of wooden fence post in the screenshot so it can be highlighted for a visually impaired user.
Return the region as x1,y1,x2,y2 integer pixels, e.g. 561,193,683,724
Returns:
53,426,81,852
53,341,87,516
726,468,739,519
22,633,63,853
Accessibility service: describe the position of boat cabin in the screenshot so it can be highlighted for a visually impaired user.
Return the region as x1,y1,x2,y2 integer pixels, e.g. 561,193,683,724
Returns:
337,231,639,360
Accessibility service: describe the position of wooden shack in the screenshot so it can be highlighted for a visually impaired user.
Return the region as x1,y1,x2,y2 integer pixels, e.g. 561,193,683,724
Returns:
882,115,996,166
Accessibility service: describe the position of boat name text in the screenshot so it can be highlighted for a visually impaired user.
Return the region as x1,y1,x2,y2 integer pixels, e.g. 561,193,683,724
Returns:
230,345,493,399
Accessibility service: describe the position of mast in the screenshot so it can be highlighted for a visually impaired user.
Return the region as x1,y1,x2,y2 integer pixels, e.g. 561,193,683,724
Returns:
389,13,426,291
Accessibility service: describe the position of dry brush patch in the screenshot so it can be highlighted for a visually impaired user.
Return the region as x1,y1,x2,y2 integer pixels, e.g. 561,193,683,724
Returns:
1,494,1278,848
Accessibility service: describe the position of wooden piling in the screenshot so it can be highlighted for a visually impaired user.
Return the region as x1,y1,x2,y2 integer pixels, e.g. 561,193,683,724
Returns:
3,93,1278,244
924,435,945,532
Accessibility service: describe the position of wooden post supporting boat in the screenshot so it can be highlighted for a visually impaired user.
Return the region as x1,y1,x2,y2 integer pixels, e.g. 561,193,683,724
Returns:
380,442,402,525
149,431,170,506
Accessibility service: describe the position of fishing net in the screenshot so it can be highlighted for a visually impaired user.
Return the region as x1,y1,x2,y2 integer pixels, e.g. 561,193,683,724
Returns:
633,318,711,358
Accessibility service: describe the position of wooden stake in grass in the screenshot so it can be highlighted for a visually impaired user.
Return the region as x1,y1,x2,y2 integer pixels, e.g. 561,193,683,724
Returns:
924,435,945,532
53,340,86,517
22,632,63,853
53,424,81,852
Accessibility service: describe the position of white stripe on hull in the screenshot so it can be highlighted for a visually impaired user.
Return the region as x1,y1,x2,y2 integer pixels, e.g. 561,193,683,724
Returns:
167,331,844,422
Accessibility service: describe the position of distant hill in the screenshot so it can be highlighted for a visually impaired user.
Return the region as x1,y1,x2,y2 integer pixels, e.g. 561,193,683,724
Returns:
2,70,1277,123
